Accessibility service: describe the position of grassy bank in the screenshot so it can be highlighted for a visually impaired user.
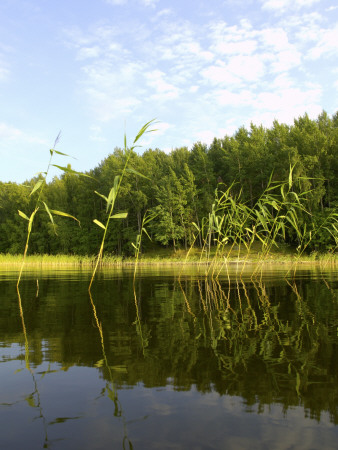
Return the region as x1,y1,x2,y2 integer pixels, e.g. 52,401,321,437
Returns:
0,246,337,268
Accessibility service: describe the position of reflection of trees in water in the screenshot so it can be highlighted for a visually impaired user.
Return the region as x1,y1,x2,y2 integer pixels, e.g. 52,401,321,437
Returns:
5,270,337,435
174,271,338,425
126,270,337,424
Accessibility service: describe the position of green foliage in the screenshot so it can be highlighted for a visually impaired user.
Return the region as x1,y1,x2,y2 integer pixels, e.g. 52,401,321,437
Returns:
0,111,337,259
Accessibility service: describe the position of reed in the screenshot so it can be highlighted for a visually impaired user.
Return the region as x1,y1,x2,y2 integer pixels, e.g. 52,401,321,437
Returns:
188,165,338,278
16,134,90,286
89,119,157,290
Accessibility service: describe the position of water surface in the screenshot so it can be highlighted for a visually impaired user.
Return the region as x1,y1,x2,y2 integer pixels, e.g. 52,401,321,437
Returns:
0,265,337,449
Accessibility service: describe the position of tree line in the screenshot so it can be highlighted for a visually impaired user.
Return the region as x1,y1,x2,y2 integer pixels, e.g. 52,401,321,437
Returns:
0,110,337,256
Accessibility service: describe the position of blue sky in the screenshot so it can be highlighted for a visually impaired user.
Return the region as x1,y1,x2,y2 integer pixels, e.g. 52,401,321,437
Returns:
1,0,337,183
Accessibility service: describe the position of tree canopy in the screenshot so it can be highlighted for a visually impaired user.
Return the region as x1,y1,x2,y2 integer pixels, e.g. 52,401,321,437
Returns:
1,111,337,255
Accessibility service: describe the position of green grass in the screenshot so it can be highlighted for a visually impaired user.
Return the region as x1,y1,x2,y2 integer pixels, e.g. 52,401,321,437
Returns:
0,246,336,268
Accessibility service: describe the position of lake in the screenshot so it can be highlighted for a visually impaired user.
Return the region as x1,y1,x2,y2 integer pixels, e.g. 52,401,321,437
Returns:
0,264,337,449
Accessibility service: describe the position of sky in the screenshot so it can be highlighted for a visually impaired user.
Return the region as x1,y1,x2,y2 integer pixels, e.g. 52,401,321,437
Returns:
0,0,337,183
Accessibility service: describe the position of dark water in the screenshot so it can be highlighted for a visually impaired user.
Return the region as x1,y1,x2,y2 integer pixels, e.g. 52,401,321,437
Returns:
0,265,337,449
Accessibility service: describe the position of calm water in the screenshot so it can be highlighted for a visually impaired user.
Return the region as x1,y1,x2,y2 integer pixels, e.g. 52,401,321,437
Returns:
0,265,337,449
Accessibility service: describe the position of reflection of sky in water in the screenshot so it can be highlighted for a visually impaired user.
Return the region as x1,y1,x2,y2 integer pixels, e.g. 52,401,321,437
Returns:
1,361,337,450
121,384,337,450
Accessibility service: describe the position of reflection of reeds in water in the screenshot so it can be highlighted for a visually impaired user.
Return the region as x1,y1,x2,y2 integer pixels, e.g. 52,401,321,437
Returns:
17,287,30,371
176,266,335,403
17,283,136,448
16,287,50,447
89,290,138,448
89,290,121,410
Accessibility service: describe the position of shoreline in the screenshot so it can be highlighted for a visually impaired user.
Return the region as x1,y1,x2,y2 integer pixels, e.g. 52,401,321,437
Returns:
0,253,337,268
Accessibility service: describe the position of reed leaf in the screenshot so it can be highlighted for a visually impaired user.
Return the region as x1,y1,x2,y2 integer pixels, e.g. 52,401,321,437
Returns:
106,176,120,212
28,208,39,234
49,209,80,224
141,227,151,240
43,202,54,225
111,212,128,219
125,167,150,180
50,149,74,158
42,202,58,235
93,219,106,230
52,165,94,179
133,119,157,144
18,210,29,221
34,171,47,176
95,191,108,202
29,179,44,196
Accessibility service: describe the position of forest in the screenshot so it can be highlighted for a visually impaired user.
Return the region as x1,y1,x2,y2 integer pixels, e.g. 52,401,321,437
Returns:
0,111,337,257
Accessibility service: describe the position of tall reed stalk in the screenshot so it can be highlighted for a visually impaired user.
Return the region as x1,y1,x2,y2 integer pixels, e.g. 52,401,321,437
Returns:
190,166,319,277
89,119,156,290
17,134,87,287
132,210,155,272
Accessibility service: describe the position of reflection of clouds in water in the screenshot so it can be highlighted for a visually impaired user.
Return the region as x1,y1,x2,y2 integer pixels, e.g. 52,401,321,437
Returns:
217,397,337,450
124,385,337,450
150,402,173,416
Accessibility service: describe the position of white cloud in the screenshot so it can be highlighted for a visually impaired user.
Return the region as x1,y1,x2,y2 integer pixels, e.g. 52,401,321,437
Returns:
145,70,180,101
307,24,338,59
228,55,265,82
140,121,171,147
0,123,23,140
141,0,159,7
89,125,107,142
213,89,254,106
270,49,301,72
270,73,294,90
85,87,141,121
259,28,289,51
208,21,258,56
195,130,216,145
212,40,257,55
105,0,158,6
201,64,241,86
76,46,102,60
207,21,302,80
261,0,320,11
154,121,171,135
195,126,237,145
155,8,172,18
63,5,333,149
202,54,265,87
105,0,127,5
154,22,214,69
80,59,143,121
189,85,199,93
0,123,47,145
251,84,322,126
326,6,338,11
219,125,238,137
